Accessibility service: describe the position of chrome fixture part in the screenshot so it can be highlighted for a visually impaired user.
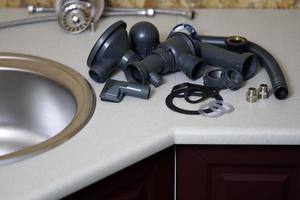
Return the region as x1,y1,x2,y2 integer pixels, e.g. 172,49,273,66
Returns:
1,0,195,33
58,1,93,33
155,8,195,19
56,0,105,33
27,5,55,14
28,4,194,20
258,83,270,99
0,15,57,29
0,0,105,33
169,23,198,39
0,53,96,165
103,7,155,17
246,87,258,103
56,0,105,24
103,7,195,19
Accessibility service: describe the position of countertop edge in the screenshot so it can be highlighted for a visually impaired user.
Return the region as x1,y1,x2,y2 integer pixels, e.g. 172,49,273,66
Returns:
32,126,300,200
32,131,174,200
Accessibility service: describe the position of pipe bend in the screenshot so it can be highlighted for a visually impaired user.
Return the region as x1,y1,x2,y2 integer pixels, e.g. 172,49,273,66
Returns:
247,41,288,99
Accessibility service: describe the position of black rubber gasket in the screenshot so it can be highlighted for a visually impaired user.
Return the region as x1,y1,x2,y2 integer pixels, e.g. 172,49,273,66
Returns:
165,83,223,115
184,89,209,104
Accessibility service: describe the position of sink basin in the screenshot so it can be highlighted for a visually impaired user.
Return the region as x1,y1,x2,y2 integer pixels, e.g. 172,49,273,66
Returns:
0,53,96,165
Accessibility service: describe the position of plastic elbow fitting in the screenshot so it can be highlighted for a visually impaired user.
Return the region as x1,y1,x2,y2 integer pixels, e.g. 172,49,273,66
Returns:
125,52,165,87
87,21,141,83
124,32,206,86
100,79,151,102
197,42,257,81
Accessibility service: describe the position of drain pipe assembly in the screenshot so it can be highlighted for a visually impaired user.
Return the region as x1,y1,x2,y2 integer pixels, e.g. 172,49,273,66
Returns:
197,35,289,100
124,28,258,86
124,32,206,87
168,23,289,100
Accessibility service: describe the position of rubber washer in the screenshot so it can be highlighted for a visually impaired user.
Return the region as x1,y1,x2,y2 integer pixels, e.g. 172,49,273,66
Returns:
165,83,223,115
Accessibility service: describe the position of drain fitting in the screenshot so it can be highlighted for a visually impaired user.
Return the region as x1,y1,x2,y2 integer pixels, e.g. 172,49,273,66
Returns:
246,87,258,103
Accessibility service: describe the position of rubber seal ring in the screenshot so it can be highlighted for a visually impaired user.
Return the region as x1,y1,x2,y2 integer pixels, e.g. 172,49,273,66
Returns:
165,83,223,115
184,89,209,104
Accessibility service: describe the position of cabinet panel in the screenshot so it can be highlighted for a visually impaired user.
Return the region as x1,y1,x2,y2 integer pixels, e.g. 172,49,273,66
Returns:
211,168,293,200
177,146,300,200
64,146,175,200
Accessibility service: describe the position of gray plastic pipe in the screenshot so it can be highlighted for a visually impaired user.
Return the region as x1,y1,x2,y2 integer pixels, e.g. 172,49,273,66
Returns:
197,42,257,81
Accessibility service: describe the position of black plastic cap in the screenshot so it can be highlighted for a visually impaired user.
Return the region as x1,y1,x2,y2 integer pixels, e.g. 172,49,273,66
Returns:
129,21,160,58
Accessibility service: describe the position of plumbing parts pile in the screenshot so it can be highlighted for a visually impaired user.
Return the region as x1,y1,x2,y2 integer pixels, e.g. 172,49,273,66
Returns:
87,21,288,117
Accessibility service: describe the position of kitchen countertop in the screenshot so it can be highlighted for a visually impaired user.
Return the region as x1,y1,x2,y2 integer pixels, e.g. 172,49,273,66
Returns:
0,8,299,200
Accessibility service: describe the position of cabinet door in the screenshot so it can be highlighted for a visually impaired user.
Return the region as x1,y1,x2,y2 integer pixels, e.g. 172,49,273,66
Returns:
177,146,300,200
64,146,174,200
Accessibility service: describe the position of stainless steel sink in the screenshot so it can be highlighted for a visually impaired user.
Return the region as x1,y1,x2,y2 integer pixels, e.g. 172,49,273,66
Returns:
0,53,96,165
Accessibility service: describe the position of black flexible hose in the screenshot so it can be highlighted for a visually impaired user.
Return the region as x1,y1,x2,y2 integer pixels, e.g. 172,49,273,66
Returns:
247,42,288,99
197,35,289,100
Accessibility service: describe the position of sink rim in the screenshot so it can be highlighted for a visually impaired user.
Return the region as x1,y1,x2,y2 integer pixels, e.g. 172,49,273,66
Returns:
0,52,96,162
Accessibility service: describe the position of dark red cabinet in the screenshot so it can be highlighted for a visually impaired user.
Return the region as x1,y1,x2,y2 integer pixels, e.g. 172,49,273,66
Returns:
176,146,300,200
64,146,175,200
64,145,300,200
